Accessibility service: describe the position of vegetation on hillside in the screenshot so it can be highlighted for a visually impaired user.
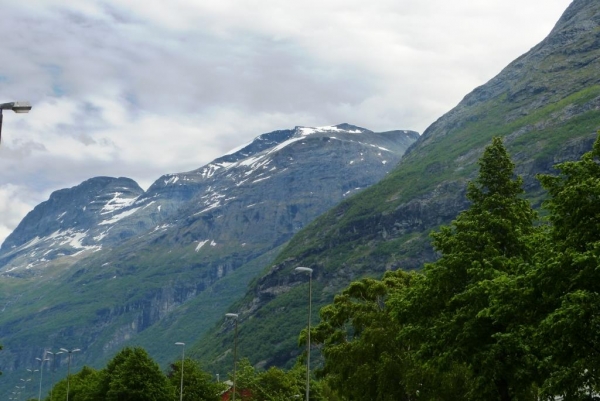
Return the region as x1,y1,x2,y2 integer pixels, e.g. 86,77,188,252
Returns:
35,134,600,401
311,135,600,400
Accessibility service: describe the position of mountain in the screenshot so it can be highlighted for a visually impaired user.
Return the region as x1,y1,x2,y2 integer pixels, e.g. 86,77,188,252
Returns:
193,0,600,371
0,124,417,395
0,125,417,274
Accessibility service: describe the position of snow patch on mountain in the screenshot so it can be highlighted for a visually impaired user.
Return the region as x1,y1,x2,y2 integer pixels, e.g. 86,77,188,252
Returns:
195,240,209,252
100,192,139,214
99,207,141,225
297,125,363,136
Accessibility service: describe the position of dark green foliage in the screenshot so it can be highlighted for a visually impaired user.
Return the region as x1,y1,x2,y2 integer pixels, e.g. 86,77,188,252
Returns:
166,358,223,401
312,270,469,400
232,358,317,401
308,134,600,400
394,137,538,401
103,347,174,401
530,133,600,397
46,347,175,401
313,270,415,400
46,366,101,401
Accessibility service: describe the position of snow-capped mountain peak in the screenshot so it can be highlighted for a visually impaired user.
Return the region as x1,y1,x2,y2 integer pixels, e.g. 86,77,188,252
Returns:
0,124,418,275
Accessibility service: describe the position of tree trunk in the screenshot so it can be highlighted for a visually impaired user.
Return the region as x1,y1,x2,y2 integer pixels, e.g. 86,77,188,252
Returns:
496,377,512,401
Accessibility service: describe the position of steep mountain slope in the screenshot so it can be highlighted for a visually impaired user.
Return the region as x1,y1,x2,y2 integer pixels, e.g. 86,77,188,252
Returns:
0,124,417,395
0,177,144,272
195,0,600,371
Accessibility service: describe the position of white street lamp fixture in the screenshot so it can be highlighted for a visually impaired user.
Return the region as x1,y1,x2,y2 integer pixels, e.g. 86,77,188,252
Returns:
46,351,64,401
225,313,239,401
175,342,185,401
36,357,50,401
0,101,32,143
294,266,313,401
60,348,80,401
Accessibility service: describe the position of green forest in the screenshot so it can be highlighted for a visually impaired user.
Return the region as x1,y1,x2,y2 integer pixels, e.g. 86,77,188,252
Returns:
311,134,600,401
26,134,600,400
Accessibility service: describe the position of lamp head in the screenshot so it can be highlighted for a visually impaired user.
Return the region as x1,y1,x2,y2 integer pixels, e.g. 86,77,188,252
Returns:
225,313,239,319
295,266,313,274
0,101,32,113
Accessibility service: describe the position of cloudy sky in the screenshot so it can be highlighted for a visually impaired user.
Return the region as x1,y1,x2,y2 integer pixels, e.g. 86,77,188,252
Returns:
0,0,573,245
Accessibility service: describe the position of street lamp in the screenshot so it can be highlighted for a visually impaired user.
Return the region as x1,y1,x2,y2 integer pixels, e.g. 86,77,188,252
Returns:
175,342,185,401
36,356,50,401
60,348,80,401
225,313,239,401
15,384,26,400
26,370,37,399
0,101,32,143
294,266,313,401
46,351,64,401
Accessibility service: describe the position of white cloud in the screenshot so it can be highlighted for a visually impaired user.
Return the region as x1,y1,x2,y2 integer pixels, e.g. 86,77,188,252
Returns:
0,184,42,245
0,0,573,245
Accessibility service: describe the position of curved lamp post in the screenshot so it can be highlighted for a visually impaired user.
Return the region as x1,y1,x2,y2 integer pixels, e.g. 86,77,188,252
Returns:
46,351,63,401
225,313,239,401
15,384,26,401
175,342,185,401
36,357,50,401
0,101,32,143
60,348,80,401
25,371,36,399
294,266,313,401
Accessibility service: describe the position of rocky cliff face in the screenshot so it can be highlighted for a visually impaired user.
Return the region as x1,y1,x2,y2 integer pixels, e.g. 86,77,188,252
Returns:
0,177,144,269
0,125,417,275
0,124,417,390
194,0,600,371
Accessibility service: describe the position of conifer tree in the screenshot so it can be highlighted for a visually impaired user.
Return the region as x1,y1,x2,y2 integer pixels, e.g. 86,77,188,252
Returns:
532,133,600,397
396,137,537,401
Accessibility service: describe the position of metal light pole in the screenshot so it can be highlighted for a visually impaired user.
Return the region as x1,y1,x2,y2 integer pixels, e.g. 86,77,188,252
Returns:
36,356,50,401
225,313,239,401
26,370,37,400
13,387,24,401
60,348,80,401
0,101,32,143
295,266,313,401
46,351,63,401
15,384,26,401
175,342,185,401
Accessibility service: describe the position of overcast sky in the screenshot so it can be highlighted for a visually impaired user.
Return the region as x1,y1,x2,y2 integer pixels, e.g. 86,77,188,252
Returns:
0,0,573,245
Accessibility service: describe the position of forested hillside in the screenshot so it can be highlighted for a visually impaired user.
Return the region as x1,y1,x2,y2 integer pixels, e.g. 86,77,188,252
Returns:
194,0,600,377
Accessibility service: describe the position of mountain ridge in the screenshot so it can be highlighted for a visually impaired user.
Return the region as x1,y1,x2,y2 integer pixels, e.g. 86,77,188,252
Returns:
0,123,418,395
192,0,600,372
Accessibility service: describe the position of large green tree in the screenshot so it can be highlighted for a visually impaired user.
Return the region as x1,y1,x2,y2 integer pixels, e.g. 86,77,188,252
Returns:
232,358,312,401
167,358,223,401
102,347,174,401
312,269,469,400
396,137,538,401
46,366,101,401
531,133,600,398
312,270,415,400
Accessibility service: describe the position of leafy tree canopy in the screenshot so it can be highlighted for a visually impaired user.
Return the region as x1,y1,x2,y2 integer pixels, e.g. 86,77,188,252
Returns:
167,358,224,401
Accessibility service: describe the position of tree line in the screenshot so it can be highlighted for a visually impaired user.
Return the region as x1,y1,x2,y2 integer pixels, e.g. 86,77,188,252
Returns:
39,347,328,401
28,134,600,401
311,134,600,400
